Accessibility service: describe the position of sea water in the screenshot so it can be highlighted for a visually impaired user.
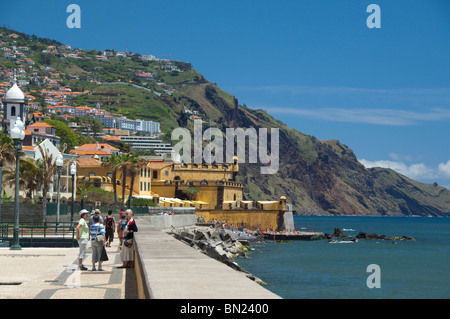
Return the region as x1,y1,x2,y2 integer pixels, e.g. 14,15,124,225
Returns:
237,216,450,299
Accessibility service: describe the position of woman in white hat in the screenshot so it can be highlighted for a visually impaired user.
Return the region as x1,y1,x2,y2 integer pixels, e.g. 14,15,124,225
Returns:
76,209,90,270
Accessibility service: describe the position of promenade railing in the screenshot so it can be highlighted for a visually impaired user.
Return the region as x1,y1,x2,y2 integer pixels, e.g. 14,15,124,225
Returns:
0,222,76,248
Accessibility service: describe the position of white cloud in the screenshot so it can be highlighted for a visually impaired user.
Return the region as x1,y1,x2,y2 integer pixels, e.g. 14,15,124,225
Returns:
260,106,450,126
359,159,437,181
241,85,450,126
236,85,450,98
438,160,450,177
388,153,421,162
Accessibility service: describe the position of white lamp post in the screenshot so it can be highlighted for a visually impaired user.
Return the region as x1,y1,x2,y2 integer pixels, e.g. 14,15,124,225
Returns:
70,162,76,227
10,117,25,250
55,152,63,234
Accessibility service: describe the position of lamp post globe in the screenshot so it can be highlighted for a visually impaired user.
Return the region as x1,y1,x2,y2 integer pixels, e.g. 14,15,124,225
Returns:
56,152,63,168
70,162,76,176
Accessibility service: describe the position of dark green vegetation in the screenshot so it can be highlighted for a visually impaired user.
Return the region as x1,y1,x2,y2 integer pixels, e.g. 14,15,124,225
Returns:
2,27,449,216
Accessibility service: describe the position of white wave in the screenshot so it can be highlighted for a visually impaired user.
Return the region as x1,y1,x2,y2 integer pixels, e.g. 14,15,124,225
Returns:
328,240,358,244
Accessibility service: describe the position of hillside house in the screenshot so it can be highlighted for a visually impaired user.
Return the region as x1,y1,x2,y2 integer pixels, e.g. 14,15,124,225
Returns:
70,142,120,160
25,121,60,148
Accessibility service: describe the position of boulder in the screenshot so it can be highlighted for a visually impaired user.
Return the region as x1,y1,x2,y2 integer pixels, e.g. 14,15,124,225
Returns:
356,232,367,239
354,231,415,241
333,228,347,238
171,226,248,263
194,231,205,241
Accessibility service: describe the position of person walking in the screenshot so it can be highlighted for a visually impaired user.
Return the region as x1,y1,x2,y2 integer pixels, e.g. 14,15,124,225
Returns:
90,214,106,271
118,209,138,268
117,213,127,249
89,209,104,226
75,209,90,271
105,210,115,248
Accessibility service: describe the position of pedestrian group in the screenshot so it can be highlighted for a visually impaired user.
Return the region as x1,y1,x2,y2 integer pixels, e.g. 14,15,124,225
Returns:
75,208,138,271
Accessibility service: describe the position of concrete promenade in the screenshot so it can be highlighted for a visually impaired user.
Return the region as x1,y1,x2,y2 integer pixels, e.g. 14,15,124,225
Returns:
0,215,281,299
134,217,281,299
0,236,135,299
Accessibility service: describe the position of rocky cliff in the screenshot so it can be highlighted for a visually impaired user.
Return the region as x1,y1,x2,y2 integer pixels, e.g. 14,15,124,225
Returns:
179,84,450,217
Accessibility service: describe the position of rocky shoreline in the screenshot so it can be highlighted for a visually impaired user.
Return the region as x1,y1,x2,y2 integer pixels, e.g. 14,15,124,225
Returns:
324,227,415,241
169,226,266,285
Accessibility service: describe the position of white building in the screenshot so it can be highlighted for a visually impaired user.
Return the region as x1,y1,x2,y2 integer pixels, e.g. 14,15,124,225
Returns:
11,139,78,203
117,135,173,156
116,118,160,135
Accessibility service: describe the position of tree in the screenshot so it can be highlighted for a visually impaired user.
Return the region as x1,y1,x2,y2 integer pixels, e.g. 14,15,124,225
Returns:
44,119,85,151
101,153,121,205
117,153,132,205
3,157,41,199
173,61,192,72
182,186,199,200
126,154,147,207
39,53,53,65
35,144,57,221
0,131,15,169
90,118,104,137
117,141,131,153
114,153,147,206
80,186,115,205
0,132,15,221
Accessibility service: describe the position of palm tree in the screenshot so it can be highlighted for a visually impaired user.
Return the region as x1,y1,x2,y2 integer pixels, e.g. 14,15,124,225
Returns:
117,153,131,206
126,154,147,207
35,144,57,222
101,153,121,205
0,132,16,222
3,157,41,199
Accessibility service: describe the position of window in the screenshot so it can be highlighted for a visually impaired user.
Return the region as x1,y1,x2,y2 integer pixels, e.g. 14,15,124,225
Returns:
153,170,158,179
11,106,16,116
93,179,101,188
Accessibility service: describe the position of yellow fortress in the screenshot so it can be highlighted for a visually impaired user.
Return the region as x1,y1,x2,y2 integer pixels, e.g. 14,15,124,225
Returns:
76,155,293,231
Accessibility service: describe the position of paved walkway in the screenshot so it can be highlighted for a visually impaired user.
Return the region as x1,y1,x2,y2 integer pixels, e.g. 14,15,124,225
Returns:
1,216,282,299
0,236,135,299
134,218,281,299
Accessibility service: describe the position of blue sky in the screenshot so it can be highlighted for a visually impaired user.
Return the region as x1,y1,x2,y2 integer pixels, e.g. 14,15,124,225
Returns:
1,0,450,187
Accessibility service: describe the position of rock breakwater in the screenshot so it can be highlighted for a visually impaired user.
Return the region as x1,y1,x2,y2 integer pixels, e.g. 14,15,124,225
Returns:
170,226,266,284
324,227,415,241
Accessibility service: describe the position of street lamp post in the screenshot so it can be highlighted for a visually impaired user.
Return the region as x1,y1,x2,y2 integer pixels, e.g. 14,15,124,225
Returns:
55,152,63,234
10,117,25,250
70,162,76,228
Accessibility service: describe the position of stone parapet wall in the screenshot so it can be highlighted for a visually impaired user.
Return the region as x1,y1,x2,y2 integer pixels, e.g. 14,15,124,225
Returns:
196,209,291,231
